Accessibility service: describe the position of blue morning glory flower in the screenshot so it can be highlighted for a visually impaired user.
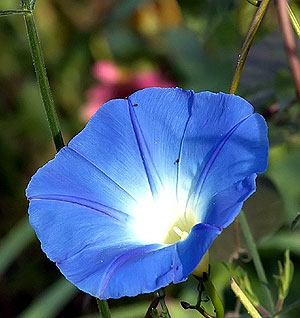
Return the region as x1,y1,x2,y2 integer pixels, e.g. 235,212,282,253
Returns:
26,88,268,299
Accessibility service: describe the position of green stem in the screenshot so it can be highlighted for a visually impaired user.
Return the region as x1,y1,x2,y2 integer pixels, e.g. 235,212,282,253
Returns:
275,298,284,313
159,296,171,318
230,278,262,318
203,277,224,318
229,0,274,312
239,211,274,312
287,4,300,40
22,4,112,318
0,9,31,16
229,0,272,94
97,299,112,318
23,10,64,151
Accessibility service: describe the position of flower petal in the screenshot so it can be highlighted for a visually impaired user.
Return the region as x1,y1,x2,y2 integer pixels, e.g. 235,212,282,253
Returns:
26,146,138,219
69,88,194,201
68,98,153,204
28,199,220,299
26,88,268,300
127,87,194,197
178,92,268,225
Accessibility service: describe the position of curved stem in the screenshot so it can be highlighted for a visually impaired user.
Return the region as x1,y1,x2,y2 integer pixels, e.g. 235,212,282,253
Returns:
239,211,274,312
229,0,272,94
23,10,64,151
203,276,224,318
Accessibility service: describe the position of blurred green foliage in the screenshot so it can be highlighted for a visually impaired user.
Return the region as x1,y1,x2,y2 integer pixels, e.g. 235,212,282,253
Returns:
1,0,300,317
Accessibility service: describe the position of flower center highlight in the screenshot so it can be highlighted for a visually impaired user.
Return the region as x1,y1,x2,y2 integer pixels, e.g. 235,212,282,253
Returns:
131,191,210,278
131,190,197,245
163,216,196,244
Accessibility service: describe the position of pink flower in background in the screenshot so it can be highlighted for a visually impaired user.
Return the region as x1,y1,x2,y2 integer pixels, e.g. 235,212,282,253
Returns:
92,60,121,84
81,60,176,120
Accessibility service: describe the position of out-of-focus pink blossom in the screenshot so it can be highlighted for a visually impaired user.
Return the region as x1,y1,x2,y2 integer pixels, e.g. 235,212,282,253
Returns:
81,60,176,120
92,61,121,84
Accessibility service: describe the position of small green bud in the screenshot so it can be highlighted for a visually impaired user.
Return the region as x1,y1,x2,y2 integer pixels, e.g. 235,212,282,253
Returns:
273,250,294,301
236,267,259,306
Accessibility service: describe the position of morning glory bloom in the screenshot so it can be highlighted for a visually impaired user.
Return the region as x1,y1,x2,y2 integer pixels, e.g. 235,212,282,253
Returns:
26,88,268,299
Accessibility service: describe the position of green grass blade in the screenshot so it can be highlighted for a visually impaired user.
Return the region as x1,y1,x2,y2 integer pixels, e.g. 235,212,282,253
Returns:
0,217,34,276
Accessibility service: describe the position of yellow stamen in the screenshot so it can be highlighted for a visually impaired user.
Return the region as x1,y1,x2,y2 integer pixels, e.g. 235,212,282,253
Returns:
173,226,189,240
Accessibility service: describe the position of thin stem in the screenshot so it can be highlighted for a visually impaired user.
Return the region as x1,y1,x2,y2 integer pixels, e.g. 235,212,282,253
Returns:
231,217,241,261
273,299,300,317
203,276,224,318
239,211,274,312
96,299,112,318
157,289,171,318
181,300,214,318
229,0,272,94
275,298,284,314
230,278,262,318
287,4,300,39
145,289,171,318
256,304,271,317
290,212,300,231
21,5,112,318
0,9,31,16
159,297,171,318
276,0,300,100
23,10,64,151
145,297,160,318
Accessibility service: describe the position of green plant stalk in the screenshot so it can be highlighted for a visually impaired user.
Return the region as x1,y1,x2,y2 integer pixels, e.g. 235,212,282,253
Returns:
230,278,262,318
23,11,64,151
159,296,171,318
203,277,224,318
287,4,300,39
22,7,112,317
229,0,272,94
239,211,274,312
229,1,275,310
0,9,31,16
97,299,112,318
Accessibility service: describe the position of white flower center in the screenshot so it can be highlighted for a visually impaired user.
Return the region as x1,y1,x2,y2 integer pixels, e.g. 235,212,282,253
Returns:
131,190,197,244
